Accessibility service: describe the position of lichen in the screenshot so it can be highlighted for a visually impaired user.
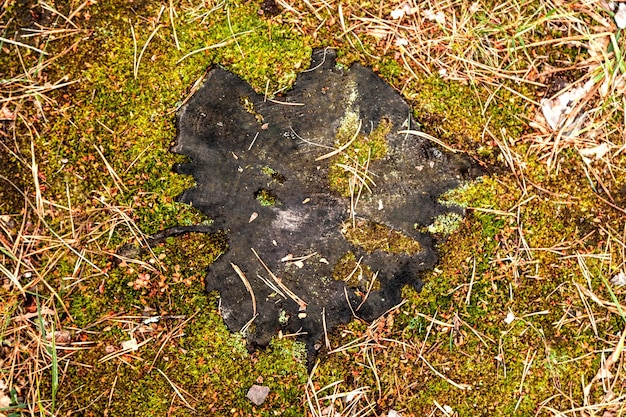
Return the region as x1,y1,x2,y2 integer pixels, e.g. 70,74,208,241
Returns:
426,212,464,235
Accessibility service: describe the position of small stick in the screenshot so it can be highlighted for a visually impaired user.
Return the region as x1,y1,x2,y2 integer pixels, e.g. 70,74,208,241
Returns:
256,274,285,298
169,0,180,51
419,354,472,391
176,30,255,64
248,132,259,150
267,98,305,106
156,368,196,410
343,287,357,317
134,23,163,79
0,37,48,55
251,248,307,311
230,262,257,316
93,144,127,194
356,271,378,311
322,308,330,350
465,257,476,305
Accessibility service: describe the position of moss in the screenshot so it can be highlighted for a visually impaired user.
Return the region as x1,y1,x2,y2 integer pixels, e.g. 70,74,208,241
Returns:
342,219,422,255
239,95,264,124
61,229,309,414
261,166,286,184
254,188,281,206
332,251,379,291
312,153,613,414
328,116,390,196
7,1,313,412
6,0,622,414
32,0,310,232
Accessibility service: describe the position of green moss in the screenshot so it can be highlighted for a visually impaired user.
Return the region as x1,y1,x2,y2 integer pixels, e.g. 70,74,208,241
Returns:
313,155,613,414
6,0,621,414
6,1,315,412
261,166,286,184
254,188,281,206
240,95,264,124
332,251,379,291
60,229,309,414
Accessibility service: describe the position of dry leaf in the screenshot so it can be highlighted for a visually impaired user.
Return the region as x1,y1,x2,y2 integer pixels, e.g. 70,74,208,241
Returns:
249,212,258,223
579,143,610,163
540,80,594,130
395,37,409,46
121,337,139,351
504,311,515,325
0,106,15,121
390,7,405,19
423,9,445,25
0,379,10,409
390,2,417,19
611,271,626,286
615,3,626,28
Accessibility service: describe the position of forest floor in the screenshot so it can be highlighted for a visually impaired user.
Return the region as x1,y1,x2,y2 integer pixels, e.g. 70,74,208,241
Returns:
2,0,626,416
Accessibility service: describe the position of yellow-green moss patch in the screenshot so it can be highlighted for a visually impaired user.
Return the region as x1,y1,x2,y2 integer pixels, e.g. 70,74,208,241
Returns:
342,219,422,255
329,117,390,196
332,251,380,291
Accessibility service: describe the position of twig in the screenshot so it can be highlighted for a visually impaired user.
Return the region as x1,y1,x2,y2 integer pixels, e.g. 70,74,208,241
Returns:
156,368,196,410
251,248,307,311
230,262,257,316
397,129,460,153
419,354,472,391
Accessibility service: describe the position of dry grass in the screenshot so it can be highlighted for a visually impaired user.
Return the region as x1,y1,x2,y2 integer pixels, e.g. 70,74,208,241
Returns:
286,0,625,182
0,138,155,414
0,4,152,410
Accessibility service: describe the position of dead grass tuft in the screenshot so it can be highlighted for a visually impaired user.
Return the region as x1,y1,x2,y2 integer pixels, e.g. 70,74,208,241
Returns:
0,144,153,414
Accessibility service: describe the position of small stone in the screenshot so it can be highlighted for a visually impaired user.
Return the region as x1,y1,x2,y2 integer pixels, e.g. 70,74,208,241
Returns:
54,330,72,344
246,384,270,406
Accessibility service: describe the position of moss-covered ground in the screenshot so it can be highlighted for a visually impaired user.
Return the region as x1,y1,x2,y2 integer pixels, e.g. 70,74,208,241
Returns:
2,0,626,415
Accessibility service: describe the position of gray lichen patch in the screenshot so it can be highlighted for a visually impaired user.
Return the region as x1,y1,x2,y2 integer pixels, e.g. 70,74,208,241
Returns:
427,212,465,235
172,49,482,358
